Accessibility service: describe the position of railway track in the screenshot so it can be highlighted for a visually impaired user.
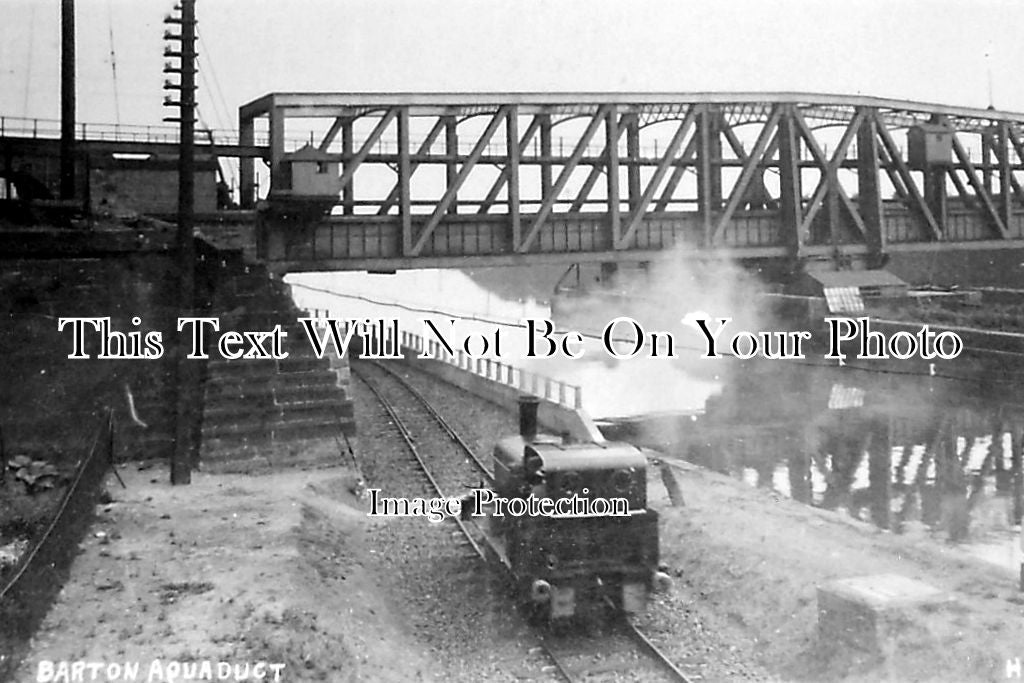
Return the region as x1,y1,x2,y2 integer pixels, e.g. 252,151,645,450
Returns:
353,360,694,683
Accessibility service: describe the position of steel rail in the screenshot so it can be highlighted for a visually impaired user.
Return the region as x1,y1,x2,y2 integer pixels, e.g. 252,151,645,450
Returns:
354,362,692,682
352,364,488,561
364,359,494,480
536,639,579,683
623,619,694,683
354,363,578,681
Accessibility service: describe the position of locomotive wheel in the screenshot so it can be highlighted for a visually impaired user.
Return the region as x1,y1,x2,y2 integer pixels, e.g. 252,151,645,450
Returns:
522,599,550,626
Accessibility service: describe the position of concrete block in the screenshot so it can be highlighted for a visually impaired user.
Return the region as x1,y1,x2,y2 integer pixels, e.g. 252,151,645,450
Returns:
818,574,954,658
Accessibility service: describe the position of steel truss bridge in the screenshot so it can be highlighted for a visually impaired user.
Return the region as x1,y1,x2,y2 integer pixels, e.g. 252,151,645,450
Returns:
238,92,1024,272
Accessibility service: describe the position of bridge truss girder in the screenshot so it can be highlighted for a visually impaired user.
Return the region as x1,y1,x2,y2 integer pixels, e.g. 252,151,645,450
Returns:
238,92,1024,270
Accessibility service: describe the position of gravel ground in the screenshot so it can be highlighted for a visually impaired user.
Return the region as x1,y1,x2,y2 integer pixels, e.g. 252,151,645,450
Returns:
353,358,772,682
349,359,556,682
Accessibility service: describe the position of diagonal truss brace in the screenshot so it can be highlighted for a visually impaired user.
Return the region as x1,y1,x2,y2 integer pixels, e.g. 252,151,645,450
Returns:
951,135,1009,238
339,108,398,191
874,115,941,240
477,115,543,214
517,105,611,253
568,114,628,213
319,117,347,153
652,135,699,212
379,118,447,215
616,107,697,249
710,106,782,244
412,106,510,255
794,108,867,241
982,130,1024,201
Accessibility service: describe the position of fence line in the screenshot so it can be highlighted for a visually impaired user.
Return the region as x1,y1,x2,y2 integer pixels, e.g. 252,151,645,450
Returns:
301,311,583,410
0,411,115,680
398,329,583,411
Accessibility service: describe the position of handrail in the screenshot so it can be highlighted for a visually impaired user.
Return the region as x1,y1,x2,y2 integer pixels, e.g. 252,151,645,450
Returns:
399,329,583,410
302,310,584,410
0,115,270,148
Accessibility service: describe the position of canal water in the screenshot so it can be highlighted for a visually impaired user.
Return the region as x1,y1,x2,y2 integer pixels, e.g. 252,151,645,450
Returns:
287,266,1024,576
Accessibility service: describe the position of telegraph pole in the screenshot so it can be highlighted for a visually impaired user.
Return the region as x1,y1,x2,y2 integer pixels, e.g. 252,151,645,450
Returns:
60,0,76,200
164,0,197,484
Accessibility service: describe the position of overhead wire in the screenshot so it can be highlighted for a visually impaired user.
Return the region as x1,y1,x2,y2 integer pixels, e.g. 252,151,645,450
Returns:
286,280,1019,385
196,28,238,189
105,0,121,124
22,4,36,114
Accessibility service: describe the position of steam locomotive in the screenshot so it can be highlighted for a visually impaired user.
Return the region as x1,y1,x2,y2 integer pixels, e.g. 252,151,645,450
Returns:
477,396,670,622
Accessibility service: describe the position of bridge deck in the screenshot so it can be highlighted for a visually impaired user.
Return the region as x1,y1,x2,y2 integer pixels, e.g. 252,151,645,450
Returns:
235,92,1024,271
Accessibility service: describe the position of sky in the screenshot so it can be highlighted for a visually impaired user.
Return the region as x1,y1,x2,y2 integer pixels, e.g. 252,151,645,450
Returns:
1,0,1022,133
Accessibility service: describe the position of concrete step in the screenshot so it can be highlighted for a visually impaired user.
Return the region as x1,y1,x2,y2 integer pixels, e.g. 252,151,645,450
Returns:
202,396,352,422
202,373,339,401
199,436,350,473
204,355,332,377
201,402,351,438
205,359,281,378
201,414,352,447
203,383,344,410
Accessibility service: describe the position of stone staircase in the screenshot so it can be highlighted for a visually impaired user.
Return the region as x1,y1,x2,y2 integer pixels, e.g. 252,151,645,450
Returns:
198,255,356,473
0,254,179,462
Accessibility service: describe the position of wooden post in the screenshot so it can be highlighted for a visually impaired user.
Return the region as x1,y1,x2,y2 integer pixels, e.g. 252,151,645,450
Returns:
171,0,198,485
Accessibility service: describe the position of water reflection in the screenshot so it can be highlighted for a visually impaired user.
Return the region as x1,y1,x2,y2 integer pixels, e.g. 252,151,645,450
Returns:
607,359,1024,567
289,267,1024,569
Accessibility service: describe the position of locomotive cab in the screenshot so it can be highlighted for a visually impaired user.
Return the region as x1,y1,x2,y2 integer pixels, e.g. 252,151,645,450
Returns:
485,396,666,622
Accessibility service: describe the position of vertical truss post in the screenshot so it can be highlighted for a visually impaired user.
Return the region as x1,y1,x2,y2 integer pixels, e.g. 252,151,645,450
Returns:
999,122,1013,230
626,113,641,213
478,116,541,215
697,106,719,244
398,108,412,255
507,107,521,247
618,109,695,249
776,105,803,257
338,109,397,191
794,110,866,247
268,106,286,191
924,167,947,235
857,109,885,261
381,118,446,215
445,115,458,214
828,164,841,253
606,106,621,246
415,107,508,254
342,118,354,215
238,115,255,208
519,105,609,253
570,115,625,212
540,114,552,197
876,120,941,239
711,107,781,243
951,134,1009,237
982,127,995,195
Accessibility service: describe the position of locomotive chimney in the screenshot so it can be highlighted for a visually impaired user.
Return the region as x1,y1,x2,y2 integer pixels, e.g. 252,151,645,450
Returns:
519,395,540,442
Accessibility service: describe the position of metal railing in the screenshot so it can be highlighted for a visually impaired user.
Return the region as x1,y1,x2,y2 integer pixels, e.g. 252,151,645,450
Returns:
0,115,268,148
300,310,584,410
400,330,583,410
0,411,115,680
